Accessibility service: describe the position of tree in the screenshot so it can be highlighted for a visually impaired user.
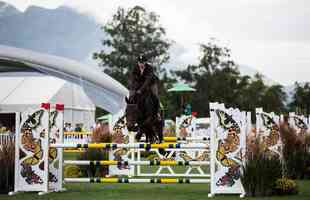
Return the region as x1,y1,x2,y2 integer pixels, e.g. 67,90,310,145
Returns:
262,84,286,113
241,73,267,111
172,40,287,117
93,6,172,86
290,82,310,115
236,73,286,118
172,40,241,117
198,40,235,73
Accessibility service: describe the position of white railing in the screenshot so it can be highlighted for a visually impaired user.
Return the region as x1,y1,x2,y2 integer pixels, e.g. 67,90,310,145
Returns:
63,132,92,153
63,132,92,144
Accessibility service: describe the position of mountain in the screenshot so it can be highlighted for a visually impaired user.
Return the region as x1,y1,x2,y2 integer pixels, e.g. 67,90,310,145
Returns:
237,64,297,103
0,2,19,17
1,2,297,105
237,64,278,86
283,82,310,105
0,1,280,87
0,1,103,62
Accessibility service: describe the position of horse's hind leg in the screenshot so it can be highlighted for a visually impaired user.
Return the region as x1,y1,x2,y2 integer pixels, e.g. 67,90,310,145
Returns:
152,118,163,144
135,128,144,142
148,128,156,144
157,120,164,143
158,130,163,143
145,131,150,143
142,117,155,143
140,126,150,143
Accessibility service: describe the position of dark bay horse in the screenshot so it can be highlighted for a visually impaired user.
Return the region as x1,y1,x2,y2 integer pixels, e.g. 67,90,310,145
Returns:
125,93,163,143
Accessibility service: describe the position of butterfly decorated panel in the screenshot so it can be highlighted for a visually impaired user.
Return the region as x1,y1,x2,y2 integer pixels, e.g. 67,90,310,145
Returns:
14,105,50,192
48,104,64,191
176,115,196,138
109,115,135,176
289,112,308,136
256,108,282,159
209,103,245,195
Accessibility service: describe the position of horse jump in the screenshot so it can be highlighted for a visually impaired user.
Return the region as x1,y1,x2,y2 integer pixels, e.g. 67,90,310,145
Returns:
64,160,210,166
65,178,210,184
9,102,246,198
55,141,210,186
51,142,209,149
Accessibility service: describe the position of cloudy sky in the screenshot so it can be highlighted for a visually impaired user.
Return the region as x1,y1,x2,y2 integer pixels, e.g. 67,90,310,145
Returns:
6,0,310,85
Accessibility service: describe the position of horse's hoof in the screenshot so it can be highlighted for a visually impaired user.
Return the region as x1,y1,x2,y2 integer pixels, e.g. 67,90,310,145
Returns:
158,148,165,155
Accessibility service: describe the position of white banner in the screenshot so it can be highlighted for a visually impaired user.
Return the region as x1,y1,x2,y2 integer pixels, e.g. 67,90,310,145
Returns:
289,112,308,136
176,115,196,138
256,108,282,159
109,116,135,176
13,104,50,193
48,104,64,191
209,102,245,196
175,116,210,172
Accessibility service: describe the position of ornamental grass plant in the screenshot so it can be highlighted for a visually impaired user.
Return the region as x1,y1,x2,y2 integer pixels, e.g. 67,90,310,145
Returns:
241,136,282,197
0,140,15,194
77,125,111,177
280,121,310,179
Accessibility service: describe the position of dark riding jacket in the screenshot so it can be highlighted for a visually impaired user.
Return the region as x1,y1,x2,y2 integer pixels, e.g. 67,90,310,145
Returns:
129,63,159,97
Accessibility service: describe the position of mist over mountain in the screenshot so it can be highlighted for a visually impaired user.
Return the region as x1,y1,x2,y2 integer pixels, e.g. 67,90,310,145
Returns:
237,64,278,85
0,1,103,62
1,1,291,94
0,1,19,17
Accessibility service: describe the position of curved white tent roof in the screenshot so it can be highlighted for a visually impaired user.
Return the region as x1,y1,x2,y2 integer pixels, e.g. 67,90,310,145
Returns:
0,71,96,129
0,45,128,114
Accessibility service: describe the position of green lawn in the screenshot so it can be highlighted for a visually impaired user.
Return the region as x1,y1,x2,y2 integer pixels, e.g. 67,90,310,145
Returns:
2,152,309,200
1,180,309,200
63,152,209,174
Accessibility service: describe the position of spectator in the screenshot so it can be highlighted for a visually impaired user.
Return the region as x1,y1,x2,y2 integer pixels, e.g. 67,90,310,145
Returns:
68,123,74,132
64,122,68,131
64,122,72,132
74,123,82,132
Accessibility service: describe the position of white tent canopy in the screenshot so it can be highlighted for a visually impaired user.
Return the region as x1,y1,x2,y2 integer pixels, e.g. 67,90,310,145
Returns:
0,45,129,129
0,45,129,114
0,72,96,129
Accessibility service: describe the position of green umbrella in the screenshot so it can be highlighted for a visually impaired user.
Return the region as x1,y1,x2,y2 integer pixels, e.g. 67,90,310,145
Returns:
167,83,196,92
168,83,196,115
97,114,112,123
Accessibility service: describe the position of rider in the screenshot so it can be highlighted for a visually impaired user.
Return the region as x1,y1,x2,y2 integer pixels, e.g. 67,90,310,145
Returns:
129,55,160,113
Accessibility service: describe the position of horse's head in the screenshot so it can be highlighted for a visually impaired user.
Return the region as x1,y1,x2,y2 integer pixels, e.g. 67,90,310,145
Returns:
125,96,139,131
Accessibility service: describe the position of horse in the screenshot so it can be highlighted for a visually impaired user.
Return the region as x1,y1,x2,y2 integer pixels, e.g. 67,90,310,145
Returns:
125,92,163,144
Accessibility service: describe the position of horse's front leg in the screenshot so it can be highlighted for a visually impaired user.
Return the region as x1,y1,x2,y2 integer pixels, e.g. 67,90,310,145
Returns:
151,117,163,144
158,119,164,143
135,127,143,142
142,116,155,143
145,127,154,144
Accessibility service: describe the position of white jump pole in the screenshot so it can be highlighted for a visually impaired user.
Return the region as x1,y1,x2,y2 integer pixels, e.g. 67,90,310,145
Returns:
64,160,210,166
64,178,210,184
51,143,209,149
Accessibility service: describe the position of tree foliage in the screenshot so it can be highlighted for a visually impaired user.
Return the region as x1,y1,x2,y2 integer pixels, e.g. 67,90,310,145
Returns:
290,82,310,115
93,7,292,118
171,40,287,117
93,6,172,86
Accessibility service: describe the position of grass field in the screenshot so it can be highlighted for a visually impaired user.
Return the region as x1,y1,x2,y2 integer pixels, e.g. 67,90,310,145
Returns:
1,180,309,200
1,153,309,200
